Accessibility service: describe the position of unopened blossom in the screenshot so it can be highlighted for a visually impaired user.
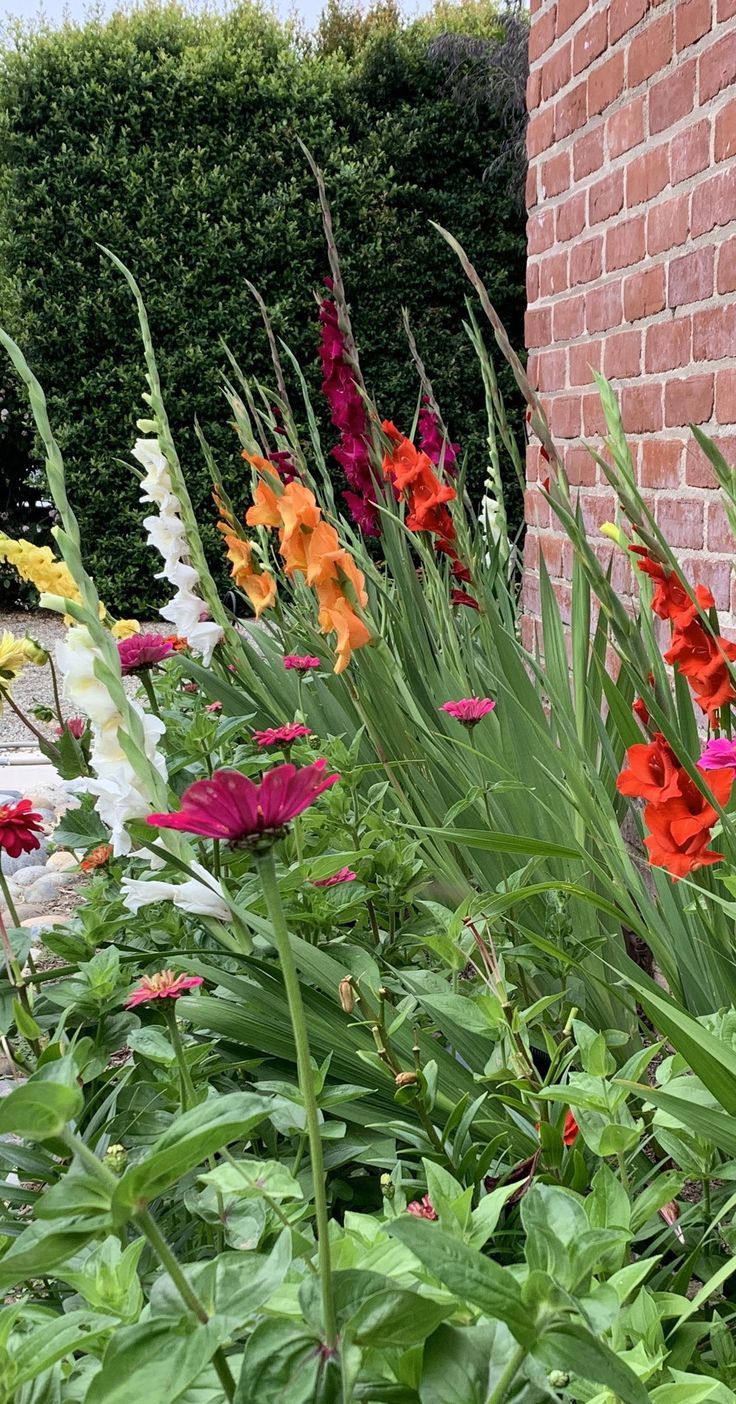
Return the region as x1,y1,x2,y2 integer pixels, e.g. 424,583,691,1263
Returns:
311,867,357,887
406,1195,437,1221
80,842,113,872
253,723,312,749
56,716,86,739
147,761,339,845
441,698,496,726
125,969,204,1009
450,589,480,610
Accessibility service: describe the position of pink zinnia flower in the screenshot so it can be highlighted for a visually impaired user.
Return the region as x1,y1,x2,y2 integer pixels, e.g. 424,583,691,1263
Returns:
56,716,86,739
451,589,480,610
117,632,174,675
182,681,199,694
441,698,496,726
0,799,44,858
205,701,223,714
698,738,736,771
125,968,204,1009
147,761,339,844
253,723,312,749
311,867,357,887
283,655,321,672
406,1195,437,1221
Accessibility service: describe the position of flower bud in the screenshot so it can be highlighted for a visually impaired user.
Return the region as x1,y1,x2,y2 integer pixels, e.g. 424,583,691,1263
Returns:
338,977,355,1013
600,521,629,549
380,1173,394,1200
547,1372,570,1389
394,1071,419,1088
22,637,48,666
136,417,157,433
103,1143,127,1173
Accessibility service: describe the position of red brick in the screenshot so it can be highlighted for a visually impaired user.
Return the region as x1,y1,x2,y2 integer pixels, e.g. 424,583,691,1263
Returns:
556,191,586,242
707,502,734,553
528,208,555,255
693,306,736,361
569,339,603,386
529,5,557,62
572,10,607,75
716,371,736,424
717,0,736,18
582,493,618,534
582,394,608,436
549,395,582,439
682,557,732,610
539,250,569,298
542,41,572,101
603,329,642,379
606,215,646,272
555,82,588,139
589,171,624,224
657,496,704,549
553,294,586,341
668,247,715,307
639,439,684,488
649,59,696,135
715,100,736,162
717,239,736,295
572,128,604,179
609,0,647,44
607,98,646,158
570,236,603,286
686,440,719,489
628,13,673,86
664,373,714,426
526,261,540,305
670,119,711,185
565,446,598,486
556,0,587,35
526,164,538,210
586,282,624,333
541,150,571,198
527,68,542,111
587,52,625,118
623,267,666,321
675,0,711,50
626,146,670,207
525,307,553,348
644,317,692,372
622,384,663,433
699,31,736,103
524,488,551,530
692,170,736,238
527,107,556,159
647,194,690,255
536,348,567,393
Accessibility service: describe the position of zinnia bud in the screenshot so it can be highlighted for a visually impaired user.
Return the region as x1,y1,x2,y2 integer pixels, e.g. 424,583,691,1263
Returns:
395,1071,419,1088
600,521,629,549
103,1143,127,1172
338,977,355,1013
380,1173,394,1200
21,637,48,666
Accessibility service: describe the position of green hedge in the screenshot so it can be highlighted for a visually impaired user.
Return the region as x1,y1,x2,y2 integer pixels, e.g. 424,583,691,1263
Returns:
0,2,526,614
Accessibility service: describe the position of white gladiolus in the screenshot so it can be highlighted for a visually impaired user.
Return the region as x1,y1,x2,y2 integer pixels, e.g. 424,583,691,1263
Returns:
121,861,230,921
134,437,223,665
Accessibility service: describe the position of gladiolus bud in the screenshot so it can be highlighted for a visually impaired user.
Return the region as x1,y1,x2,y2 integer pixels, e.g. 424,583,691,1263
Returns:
395,1071,419,1088
22,637,48,666
600,521,629,549
338,977,355,1013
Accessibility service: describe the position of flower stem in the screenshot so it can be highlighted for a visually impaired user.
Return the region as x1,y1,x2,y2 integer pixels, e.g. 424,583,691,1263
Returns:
47,657,65,727
162,1003,197,1111
0,868,21,930
5,694,52,748
140,670,161,717
255,846,337,1350
486,1343,527,1404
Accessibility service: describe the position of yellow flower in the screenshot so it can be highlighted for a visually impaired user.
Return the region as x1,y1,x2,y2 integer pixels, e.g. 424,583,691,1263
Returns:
111,619,141,640
0,532,80,604
0,631,27,702
600,521,630,550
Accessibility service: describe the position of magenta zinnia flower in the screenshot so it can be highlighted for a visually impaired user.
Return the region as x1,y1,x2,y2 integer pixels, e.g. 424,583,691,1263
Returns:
311,866,357,887
253,723,312,749
441,698,496,726
125,969,204,1009
117,632,174,675
698,738,736,771
0,799,44,858
56,716,86,739
205,701,223,714
283,655,321,672
406,1194,437,1221
147,761,339,844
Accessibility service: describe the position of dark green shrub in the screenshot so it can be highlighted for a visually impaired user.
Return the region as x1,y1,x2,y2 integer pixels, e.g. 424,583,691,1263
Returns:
0,1,526,613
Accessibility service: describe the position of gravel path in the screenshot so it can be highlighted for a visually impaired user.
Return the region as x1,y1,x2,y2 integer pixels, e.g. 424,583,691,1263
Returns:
0,611,165,749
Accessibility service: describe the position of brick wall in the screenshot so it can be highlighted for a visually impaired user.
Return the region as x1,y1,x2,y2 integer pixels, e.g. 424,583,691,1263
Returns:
524,0,736,646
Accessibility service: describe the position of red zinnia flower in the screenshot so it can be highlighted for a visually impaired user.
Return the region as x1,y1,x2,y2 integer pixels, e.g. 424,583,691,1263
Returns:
117,632,174,675
311,867,357,887
125,969,204,1009
253,723,312,749
147,761,339,844
441,698,496,726
406,1194,437,1220
0,799,44,858
283,655,321,672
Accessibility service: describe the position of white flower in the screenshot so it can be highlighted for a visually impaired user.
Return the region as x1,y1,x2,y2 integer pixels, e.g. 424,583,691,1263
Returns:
121,860,230,920
56,627,118,729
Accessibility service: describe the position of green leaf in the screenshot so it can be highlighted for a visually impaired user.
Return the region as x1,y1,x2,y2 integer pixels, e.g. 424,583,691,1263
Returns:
51,806,108,851
387,1218,534,1346
588,1163,631,1232
85,1319,223,1404
538,1321,649,1404
0,1220,97,1292
0,1079,83,1141
112,1093,274,1217
629,1084,736,1157
346,1288,450,1347
416,825,583,861
12,1311,117,1388
235,1319,339,1403
198,1159,302,1202
419,1321,519,1404
149,1232,292,1331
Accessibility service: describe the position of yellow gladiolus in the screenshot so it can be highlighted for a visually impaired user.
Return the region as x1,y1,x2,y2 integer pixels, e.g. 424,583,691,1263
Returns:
0,532,80,604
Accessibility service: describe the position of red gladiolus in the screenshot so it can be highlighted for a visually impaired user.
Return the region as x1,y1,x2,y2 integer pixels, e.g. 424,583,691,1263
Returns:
664,623,736,724
441,698,496,726
632,697,650,727
616,733,683,804
117,632,174,675
147,761,339,844
450,589,480,610
563,1110,579,1147
630,549,714,629
125,969,204,1009
311,867,357,887
406,1194,437,1220
617,734,734,878
253,723,312,749
0,799,44,858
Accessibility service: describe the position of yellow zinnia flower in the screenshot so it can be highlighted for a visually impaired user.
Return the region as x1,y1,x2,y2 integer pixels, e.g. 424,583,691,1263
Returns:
111,619,141,640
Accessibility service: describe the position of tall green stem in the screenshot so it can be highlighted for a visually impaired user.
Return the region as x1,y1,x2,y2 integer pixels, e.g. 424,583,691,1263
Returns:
486,1343,527,1404
162,1003,197,1111
256,846,337,1350
0,869,21,930
140,670,161,717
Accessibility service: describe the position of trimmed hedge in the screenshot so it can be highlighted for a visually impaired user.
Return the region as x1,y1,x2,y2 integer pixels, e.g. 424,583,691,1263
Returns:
0,2,526,613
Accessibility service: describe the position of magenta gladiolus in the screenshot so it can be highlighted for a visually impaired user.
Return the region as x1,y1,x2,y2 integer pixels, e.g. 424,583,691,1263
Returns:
318,281,380,537
117,632,174,675
253,723,312,749
147,761,339,844
441,698,496,726
125,969,204,1009
417,398,460,474
311,867,357,887
698,738,736,770
283,655,321,672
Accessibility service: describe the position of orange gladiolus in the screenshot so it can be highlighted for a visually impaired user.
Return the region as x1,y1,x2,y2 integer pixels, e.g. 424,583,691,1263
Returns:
318,596,371,674
222,533,276,618
246,478,281,530
617,731,735,878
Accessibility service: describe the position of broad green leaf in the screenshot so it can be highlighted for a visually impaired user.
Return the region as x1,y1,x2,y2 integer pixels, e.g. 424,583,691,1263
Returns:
51,807,109,851
198,1159,302,1202
235,1319,339,1404
149,1232,292,1332
12,1311,116,1388
345,1288,450,1347
0,1080,83,1141
0,1220,97,1292
419,1321,522,1404
85,1319,222,1404
538,1321,649,1404
629,1085,736,1158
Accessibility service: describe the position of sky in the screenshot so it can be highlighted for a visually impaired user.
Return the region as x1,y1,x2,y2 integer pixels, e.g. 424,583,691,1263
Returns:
1,0,435,31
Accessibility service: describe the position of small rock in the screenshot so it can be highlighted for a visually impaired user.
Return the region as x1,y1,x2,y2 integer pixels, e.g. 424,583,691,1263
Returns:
0,902,40,925
25,789,63,809
1,845,48,877
25,875,67,904
0,789,21,805
20,914,68,932
11,865,51,891
46,851,78,872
